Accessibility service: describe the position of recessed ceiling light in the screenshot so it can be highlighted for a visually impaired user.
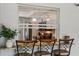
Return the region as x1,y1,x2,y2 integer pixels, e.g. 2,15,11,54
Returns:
32,18,37,22
46,18,50,21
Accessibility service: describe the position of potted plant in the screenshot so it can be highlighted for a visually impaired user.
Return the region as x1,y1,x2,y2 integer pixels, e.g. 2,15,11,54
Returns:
0,25,16,48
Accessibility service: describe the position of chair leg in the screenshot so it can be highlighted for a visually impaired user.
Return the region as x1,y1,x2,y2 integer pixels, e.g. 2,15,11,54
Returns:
51,53,52,56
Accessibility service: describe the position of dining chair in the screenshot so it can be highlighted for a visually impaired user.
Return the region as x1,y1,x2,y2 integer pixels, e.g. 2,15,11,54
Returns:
34,39,57,56
53,39,74,56
16,40,36,56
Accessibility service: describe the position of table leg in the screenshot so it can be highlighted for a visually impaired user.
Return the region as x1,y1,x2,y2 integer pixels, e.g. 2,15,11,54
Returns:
40,41,41,56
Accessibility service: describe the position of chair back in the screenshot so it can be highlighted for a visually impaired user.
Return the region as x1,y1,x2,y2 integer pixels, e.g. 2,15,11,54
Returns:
40,39,57,55
16,40,36,56
59,39,74,55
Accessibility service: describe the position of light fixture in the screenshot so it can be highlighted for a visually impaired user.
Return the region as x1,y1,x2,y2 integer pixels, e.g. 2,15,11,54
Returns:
32,18,37,22
46,18,50,21
41,33,44,35
46,31,51,33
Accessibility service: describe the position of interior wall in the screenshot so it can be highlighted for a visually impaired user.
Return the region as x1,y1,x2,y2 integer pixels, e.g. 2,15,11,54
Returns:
0,3,18,30
0,3,79,56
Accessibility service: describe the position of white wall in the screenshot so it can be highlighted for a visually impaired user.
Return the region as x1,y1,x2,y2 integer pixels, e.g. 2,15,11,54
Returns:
0,3,18,30
0,3,79,56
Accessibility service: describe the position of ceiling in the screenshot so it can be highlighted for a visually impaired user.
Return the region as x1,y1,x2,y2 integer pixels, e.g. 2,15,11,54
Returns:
18,4,57,20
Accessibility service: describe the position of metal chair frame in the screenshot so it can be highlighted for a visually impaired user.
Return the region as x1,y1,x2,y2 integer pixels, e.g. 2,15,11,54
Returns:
34,39,57,56
54,39,74,56
16,40,36,56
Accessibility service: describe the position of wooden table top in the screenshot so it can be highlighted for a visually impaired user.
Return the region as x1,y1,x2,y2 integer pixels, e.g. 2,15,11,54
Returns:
17,39,58,47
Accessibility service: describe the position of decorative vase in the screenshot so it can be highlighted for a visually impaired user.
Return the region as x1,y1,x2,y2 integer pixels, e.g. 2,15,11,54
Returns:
63,35,70,44
6,40,13,48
